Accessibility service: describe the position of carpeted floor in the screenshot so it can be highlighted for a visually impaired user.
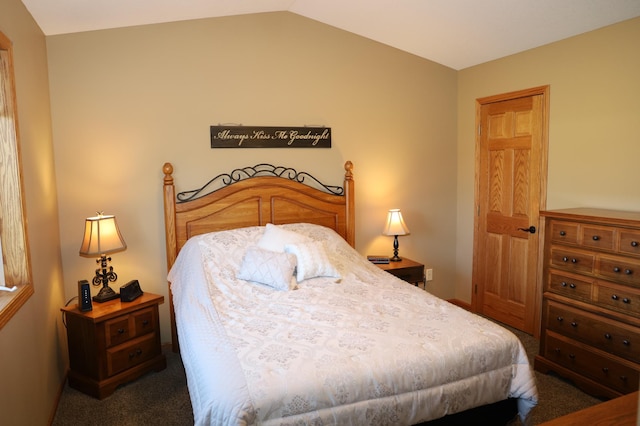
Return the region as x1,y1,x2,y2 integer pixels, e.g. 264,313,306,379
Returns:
52,323,603,425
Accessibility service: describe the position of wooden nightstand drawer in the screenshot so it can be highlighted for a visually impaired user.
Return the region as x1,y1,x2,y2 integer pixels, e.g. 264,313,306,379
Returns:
106,333,160,376
375,258,424,285
105,307,156,348
544,332,639,394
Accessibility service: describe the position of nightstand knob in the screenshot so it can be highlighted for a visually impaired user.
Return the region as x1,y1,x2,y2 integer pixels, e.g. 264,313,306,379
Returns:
592,235,600,241
612,294,619,301
568,353,575,359
571,322,577,327
602,367,609,373
118,328,125,334
559,231,566,236
556,316,564,322
632,241,639,247
142,320,149,326
623,340,630,346
620,375,628,382
605,333,612,340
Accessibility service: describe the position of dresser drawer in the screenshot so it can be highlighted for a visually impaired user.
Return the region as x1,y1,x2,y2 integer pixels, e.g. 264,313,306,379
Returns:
544,332,639,394
581,225,615,251
547,271,592,301
546,301,640,363
597,255,640,286
106,333,160,377
619,230,640,256
549,220,579,244
595,282,640,317
549,247,594,274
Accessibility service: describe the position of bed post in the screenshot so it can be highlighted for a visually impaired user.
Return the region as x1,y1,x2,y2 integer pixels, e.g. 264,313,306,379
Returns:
344,161,355,248
163,162,180,352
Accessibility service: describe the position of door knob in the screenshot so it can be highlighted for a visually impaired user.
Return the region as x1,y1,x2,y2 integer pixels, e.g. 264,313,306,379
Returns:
518,226,536,234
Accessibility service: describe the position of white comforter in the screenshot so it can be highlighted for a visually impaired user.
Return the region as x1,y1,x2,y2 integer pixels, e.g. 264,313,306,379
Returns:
168,223,537,425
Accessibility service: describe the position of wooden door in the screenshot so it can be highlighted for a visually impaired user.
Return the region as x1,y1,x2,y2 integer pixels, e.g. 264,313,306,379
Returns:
472,86,549,336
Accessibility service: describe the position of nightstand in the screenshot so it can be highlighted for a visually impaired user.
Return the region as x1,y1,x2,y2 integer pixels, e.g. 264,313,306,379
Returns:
375,258,425,286
61,292,167,399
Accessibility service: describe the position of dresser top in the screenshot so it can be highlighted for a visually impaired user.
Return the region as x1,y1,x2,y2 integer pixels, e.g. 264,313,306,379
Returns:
541,208,640,226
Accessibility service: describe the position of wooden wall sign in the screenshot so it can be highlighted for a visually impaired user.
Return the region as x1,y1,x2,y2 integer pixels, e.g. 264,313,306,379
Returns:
211,126,331,148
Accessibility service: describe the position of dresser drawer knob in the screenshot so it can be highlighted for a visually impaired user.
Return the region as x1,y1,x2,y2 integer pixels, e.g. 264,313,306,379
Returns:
625,269,632,275
563,256,568,262
602,367,609,373
569,353,576,359
632,241,639,247
571,322,577,327
559,231,566,236
142,320,149,326
118,328,125,334
620,375,628,382
592,235,600,241
623,298,630,304
556,316,564,322
569,283,576,289
623,340,630,346
561,281,567,287
612,294,619,300
614,267,621,273
605,333,612,340
571,258,578,264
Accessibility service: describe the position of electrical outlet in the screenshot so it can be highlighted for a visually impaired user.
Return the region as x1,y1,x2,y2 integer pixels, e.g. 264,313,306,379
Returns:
425,268,433,281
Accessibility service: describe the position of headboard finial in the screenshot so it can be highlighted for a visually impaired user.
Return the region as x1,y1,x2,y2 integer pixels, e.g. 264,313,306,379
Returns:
344,161,353,179
163,162,174,185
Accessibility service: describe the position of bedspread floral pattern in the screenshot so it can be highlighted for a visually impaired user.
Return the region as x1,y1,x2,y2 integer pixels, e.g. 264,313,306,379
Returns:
170,223,538,425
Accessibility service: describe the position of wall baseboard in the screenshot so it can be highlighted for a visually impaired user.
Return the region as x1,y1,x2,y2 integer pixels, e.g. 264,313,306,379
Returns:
447,299,471,311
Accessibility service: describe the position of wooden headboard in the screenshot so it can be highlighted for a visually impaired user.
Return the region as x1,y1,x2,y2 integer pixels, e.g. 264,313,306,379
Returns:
163,161,355,351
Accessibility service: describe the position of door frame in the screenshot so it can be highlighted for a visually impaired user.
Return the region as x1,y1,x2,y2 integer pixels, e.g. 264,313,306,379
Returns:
471,85,550,337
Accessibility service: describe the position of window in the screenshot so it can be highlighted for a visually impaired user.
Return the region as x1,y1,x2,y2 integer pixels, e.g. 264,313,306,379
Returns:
0,30,33,329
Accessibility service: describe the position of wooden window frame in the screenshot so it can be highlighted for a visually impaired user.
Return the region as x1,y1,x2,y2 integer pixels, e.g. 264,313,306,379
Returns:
0,30,33,330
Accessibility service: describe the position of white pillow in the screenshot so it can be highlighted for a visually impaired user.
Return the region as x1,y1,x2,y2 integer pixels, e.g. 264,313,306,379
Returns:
237,246,298,291
285,240,341,282
257,223,310,253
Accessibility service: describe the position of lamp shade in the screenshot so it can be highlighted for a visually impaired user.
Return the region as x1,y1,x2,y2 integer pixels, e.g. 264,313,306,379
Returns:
79,214,127,257
382,209,410,236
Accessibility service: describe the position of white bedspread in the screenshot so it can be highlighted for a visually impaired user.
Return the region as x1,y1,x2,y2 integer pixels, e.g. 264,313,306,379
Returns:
168,223,537,425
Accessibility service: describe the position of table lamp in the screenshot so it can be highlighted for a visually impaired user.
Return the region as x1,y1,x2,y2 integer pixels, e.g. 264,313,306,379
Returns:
79,213,127,302
382,209,410,262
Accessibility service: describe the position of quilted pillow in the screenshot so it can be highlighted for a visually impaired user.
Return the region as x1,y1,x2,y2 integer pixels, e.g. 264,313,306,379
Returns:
284,240,341,282
257,223,311,252
237,246,298,291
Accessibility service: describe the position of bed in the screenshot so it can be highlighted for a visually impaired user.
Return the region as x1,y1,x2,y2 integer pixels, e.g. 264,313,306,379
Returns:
162,161,537,425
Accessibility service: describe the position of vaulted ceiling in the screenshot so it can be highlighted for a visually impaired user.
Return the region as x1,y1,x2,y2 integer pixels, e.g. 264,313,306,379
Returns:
20,0,640,70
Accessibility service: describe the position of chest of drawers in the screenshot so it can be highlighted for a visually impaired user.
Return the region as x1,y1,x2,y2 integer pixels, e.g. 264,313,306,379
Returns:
535,208,640,399
62,292,167,399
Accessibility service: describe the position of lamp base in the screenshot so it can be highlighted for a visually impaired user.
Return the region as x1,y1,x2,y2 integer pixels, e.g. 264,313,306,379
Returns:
390,255,402,262
92,285,120,303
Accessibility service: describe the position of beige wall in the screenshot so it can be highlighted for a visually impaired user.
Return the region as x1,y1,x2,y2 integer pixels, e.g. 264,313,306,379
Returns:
455,17,640,302
0,0,66,424
46,12,459,344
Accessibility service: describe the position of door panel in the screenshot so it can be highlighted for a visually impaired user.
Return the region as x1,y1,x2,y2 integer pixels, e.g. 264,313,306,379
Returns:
472,87,549,336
